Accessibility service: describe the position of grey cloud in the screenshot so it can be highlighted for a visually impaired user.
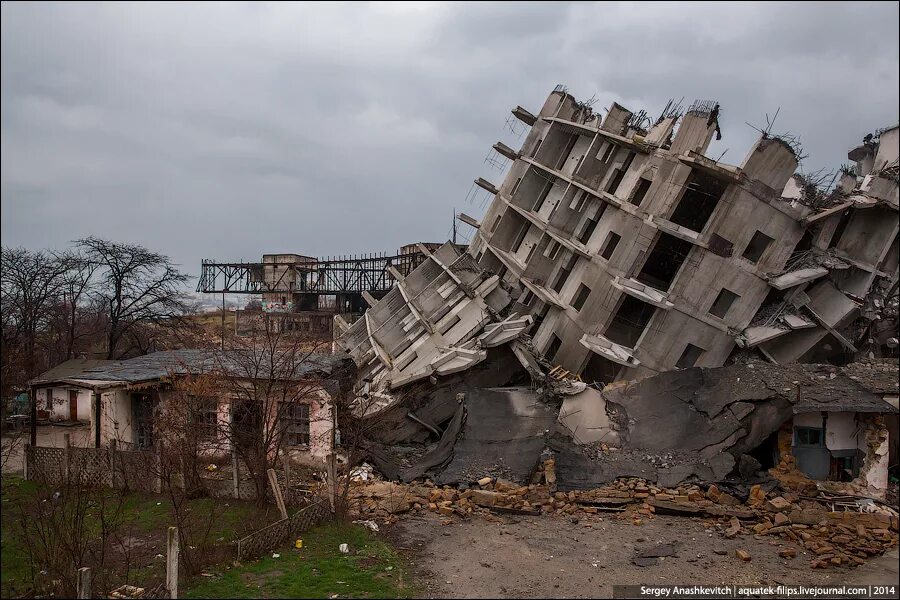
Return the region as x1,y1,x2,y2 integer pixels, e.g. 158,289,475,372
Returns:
2,1,898,282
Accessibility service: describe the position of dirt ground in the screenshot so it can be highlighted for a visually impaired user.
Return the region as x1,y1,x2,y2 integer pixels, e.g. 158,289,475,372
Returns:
388,511,899,599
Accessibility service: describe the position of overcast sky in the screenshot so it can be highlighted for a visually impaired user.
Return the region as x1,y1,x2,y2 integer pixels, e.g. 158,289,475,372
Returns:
2,1,898,286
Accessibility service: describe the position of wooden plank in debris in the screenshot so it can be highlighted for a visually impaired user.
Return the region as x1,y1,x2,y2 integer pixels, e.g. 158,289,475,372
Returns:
576,497,634,507
648,499,703,517
487,505,541,517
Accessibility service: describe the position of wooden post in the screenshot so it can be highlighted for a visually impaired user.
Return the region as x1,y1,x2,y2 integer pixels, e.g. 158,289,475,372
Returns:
166,526,179,599
231,450,240,498
267,467,288,520
23,441,30,481
108,439,118,489
282,453,292,492
29,385,37,448
154,441,163,494
76,566,91,599
326,452,337,513
63,433,71,485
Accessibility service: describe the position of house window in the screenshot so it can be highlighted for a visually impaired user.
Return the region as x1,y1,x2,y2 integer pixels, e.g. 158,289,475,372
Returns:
742,230,774,264
794,427,824,447
45,389,54,411
709,288,739,319
630,178,652,206
545,334,563,362
571,284,591,312
600,232,621,260
284,403,311,446
195,398,219,440
675,344,705,368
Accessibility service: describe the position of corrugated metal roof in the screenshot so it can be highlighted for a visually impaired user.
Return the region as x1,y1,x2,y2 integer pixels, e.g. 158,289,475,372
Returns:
35,349,347,387
29,358,114,386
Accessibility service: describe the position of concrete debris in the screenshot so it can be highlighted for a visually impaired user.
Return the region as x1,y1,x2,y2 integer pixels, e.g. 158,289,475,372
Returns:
347,474,899,569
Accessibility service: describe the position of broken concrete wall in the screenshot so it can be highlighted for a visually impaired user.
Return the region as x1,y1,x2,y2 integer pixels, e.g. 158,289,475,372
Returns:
553,362,897,490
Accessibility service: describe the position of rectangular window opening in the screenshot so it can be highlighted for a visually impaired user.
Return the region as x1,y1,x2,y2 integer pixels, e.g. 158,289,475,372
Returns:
545,334,563,362
630,178,652,206
571,284,591,312
600,232,621,260
742,230,774,264
709,288,739,319
675,344,705,368
284,403,311,447
551,254,578,293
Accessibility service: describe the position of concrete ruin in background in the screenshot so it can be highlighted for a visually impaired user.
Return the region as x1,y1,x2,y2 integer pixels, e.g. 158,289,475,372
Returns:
334,87,899,494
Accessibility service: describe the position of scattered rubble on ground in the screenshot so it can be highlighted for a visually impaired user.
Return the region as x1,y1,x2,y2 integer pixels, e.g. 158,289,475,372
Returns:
348,470,899,570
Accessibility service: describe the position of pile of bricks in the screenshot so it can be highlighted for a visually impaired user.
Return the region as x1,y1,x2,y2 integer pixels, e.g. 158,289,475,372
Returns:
348,475,899,568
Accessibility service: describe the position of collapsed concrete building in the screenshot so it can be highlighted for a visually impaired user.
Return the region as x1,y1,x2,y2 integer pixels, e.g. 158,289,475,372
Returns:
334,87,899,496
467,89,898,383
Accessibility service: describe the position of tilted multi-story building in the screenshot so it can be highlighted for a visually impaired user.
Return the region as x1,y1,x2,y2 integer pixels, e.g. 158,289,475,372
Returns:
465,88,898,385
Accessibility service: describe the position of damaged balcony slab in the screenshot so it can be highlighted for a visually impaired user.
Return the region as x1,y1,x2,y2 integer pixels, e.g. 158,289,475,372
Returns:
644,214,706,247
767,267,829,290
512,105,537,126
611,276,674,309
782,314,816,329
678,152,744,184
478,315,533,347
580,332,640,367
737,325,792,348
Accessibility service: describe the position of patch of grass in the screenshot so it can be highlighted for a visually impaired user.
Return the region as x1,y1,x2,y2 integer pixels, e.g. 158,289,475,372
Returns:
0,475,274,597
1,477,38,597
183,523,412,599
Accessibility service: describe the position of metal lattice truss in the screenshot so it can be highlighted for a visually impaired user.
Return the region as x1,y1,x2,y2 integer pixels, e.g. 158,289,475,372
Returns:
197,252,427,296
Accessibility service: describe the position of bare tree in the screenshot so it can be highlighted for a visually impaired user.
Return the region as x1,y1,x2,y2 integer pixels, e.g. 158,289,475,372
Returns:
0,247,70,381
54,249,99,361
76,237,189,359
212,319,332,506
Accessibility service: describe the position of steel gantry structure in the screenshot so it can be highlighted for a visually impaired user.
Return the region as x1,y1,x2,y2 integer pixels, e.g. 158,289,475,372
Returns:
197,250,429,297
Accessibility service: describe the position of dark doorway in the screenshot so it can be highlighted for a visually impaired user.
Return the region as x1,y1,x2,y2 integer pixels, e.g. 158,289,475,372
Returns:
69,390,78,421
132,393,157,449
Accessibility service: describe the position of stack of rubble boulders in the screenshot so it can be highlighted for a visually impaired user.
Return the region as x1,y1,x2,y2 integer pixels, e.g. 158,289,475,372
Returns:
347,468,899,569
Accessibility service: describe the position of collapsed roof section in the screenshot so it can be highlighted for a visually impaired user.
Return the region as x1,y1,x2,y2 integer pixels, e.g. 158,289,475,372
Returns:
336,242,534,415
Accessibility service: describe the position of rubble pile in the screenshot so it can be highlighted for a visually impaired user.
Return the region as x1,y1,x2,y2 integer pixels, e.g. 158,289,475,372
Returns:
348,472,899,570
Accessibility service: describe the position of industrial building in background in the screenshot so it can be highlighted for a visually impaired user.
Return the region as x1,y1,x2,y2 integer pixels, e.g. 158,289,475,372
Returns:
197,244,443,338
